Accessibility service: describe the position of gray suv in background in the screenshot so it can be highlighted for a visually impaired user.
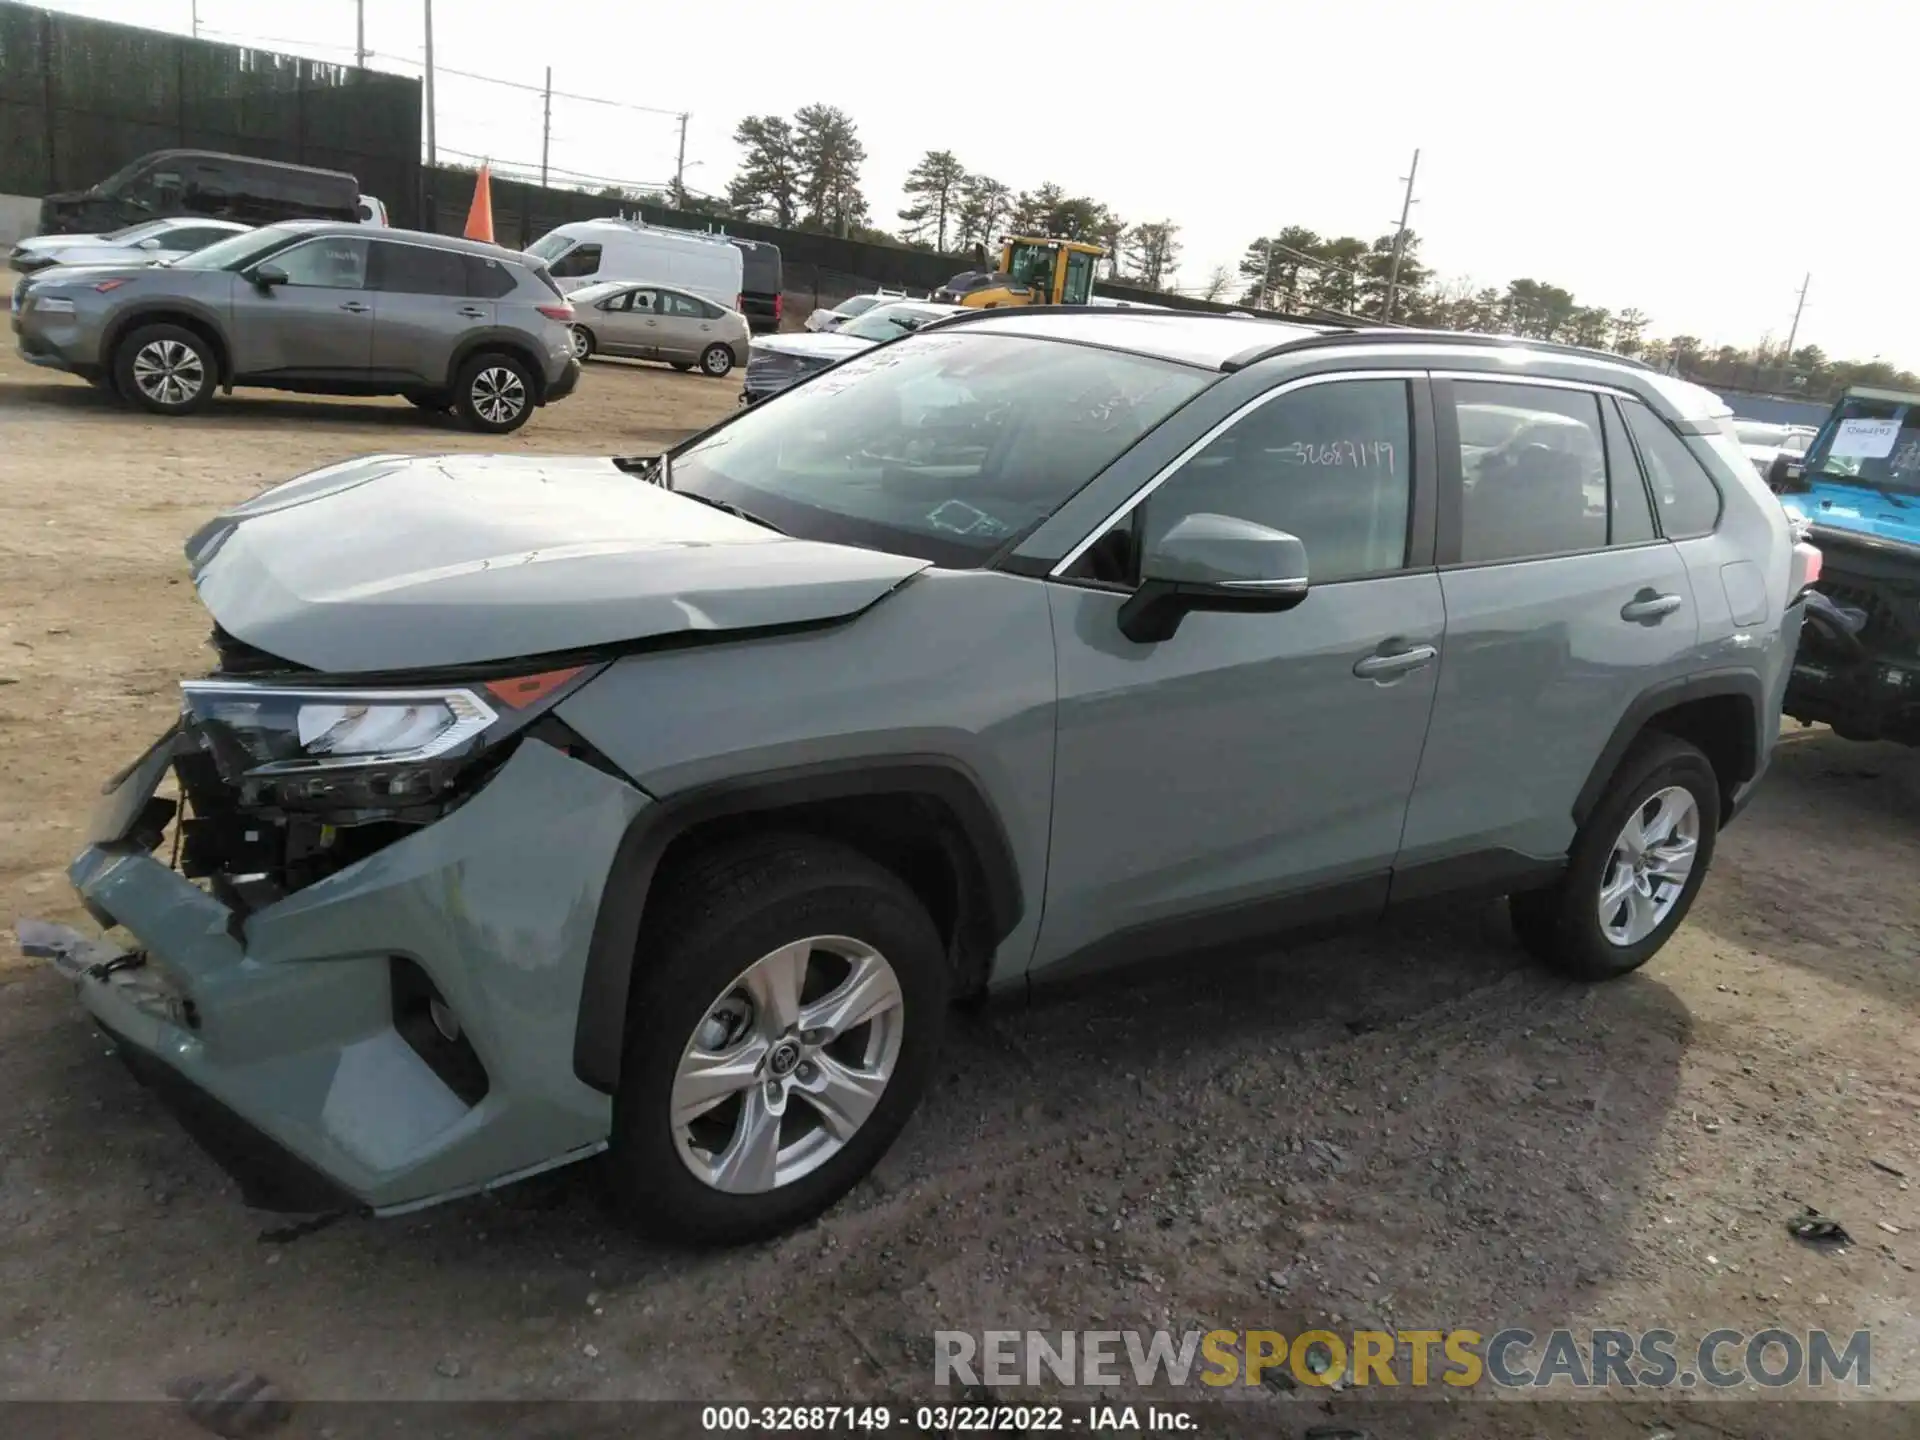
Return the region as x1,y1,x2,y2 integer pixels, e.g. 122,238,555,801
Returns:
10,221,580,432
40,311,1813,1245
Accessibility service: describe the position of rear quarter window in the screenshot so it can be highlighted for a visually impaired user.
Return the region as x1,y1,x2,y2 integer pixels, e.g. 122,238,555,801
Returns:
464,253,520,299
1621,400,1723,539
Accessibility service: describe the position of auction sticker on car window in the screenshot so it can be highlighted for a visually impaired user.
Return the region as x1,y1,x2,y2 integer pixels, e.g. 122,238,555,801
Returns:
1831,416,1902,459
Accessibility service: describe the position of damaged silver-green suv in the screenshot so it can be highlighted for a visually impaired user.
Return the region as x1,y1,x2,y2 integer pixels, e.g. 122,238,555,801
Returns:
38,310,1815,1243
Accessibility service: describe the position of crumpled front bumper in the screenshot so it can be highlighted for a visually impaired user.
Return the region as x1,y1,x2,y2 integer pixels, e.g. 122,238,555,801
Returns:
55,735,649,1213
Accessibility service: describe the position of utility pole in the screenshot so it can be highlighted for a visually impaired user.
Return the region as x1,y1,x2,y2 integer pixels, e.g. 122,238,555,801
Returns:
1262,239,1276,312
190,1,199,38
674,112,689,209
355,0,367,67
422,0,436,169
1785,271,1811,358
1382,147,1420,324
540,67,552,187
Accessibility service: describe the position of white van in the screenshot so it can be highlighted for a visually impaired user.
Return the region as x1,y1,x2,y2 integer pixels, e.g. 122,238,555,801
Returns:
525,219,745,310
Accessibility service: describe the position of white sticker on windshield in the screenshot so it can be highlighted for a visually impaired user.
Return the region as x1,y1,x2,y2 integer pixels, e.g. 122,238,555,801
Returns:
1831,417,1902,459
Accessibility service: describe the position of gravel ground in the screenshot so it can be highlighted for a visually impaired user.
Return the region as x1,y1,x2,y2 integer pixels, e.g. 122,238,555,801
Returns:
1,349,1916,1434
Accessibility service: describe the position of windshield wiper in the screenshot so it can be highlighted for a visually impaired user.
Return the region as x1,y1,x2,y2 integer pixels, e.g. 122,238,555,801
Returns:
668,483,786,535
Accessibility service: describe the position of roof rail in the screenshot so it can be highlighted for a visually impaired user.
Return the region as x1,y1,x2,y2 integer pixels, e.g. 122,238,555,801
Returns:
1221,327,1656,374
917,305,1339,334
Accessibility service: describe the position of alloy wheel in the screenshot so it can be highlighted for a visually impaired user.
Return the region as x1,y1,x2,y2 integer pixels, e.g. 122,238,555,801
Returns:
569,327,592,360
1597,785,1699,946
470,366,527,425
131,339,205,407
672,936,905,1194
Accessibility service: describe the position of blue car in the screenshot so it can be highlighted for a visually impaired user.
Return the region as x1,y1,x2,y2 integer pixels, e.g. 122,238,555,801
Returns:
1776,385,1920,742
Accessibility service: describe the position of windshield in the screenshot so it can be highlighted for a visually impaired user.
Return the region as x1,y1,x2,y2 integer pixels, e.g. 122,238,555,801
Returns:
832,295,885,320
669,331,1212,567
1804,395,1920,493
837,305,945,342
1734,420,1792,446
526,232,573,262
168,227,299,272
89,156,150,196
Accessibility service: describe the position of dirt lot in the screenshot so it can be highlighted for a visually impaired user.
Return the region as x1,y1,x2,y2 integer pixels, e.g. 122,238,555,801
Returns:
1,347,1917,1432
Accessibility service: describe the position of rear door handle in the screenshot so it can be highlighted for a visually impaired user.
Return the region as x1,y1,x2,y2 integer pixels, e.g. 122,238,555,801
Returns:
339,301,370,313
1621,592,1684,623
457,306,486,318
1353,643,1438,680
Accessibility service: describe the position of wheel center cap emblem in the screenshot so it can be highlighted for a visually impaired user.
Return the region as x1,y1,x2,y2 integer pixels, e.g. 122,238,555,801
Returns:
768,1041,801,1077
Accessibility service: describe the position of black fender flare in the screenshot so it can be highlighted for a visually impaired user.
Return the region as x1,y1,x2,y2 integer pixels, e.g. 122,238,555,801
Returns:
102,303,233,385
1571,669,1767,829
446,330,550,400
572,756,1025,1094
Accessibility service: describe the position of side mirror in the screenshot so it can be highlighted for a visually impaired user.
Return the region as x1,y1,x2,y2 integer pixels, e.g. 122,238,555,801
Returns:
134,237,163,251
250,263,288,289
1117,512,1310,643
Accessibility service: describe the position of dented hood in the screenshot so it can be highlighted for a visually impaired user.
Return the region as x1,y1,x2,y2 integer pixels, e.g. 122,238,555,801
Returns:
185,452,930,673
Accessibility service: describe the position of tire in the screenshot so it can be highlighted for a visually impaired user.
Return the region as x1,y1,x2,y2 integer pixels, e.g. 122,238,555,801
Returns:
670,361,694,373
1509,733,1720,980
113,323,216,416
699,343,734,378
569,326,595,362
606,835,949,1245
453,351,535,434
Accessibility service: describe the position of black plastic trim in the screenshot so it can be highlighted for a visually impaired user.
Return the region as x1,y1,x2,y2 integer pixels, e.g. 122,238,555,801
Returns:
1029,875,1389,992
1408,376,1439,569
1572,670,1767,828
102,1027,366,1215
1387,848,1564,907
1431,377,1464,565
572,756,1026,1093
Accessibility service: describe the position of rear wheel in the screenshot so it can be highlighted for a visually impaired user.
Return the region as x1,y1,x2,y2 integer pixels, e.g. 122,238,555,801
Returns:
114,324,216,416
1509,734,1719,980
569,326,595,362
700,343,734,378
453,351,535,434
605,836,948,1245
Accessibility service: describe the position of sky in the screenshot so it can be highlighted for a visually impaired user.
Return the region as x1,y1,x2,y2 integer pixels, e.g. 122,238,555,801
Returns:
36,0,1919,366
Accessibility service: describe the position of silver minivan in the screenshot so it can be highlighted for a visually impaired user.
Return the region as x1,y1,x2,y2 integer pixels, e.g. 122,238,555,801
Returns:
564,280,749,376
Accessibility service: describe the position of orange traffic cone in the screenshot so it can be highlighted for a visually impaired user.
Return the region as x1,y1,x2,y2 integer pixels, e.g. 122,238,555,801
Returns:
464,163,494,243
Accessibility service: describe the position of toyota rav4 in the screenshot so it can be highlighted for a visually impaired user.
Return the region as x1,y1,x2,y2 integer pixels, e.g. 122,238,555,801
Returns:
39,311,1814,1244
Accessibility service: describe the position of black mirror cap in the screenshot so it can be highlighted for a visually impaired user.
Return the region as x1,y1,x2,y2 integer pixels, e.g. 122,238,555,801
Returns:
1117,575,1309,644
251,263,289,289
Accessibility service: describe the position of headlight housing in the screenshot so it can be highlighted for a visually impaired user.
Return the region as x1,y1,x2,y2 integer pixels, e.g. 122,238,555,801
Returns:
180,667,594,818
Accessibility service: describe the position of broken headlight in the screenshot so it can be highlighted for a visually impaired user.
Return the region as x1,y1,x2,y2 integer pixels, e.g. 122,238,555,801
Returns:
179,668,594,817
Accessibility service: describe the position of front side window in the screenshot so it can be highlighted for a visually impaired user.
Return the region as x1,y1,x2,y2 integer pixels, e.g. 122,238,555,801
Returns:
272,237,369,289
669,332,1211,567
1456,382,1608,563
1079,378,1413,587
548,243,601,278
1621,400,1724,538
371,241,465,296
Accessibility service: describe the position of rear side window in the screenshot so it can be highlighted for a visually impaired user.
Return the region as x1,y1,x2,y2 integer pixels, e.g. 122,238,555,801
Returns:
371,241,466,295
549,243,601,278
464,253,518,298
1455,382,1607,563
1622,400,1722,538
661,291,708,317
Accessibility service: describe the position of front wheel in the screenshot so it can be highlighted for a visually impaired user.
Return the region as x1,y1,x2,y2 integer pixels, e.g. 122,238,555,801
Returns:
606,836,948,1245
699,343,734,378
1509,734,1720,980
453,351,535,434
114,324,216,415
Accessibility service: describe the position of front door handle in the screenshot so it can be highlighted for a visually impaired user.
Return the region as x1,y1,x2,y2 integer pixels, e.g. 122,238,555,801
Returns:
1353,643,1438,680
456,306,486,318
1621,591,1684,623
339,301,371,313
